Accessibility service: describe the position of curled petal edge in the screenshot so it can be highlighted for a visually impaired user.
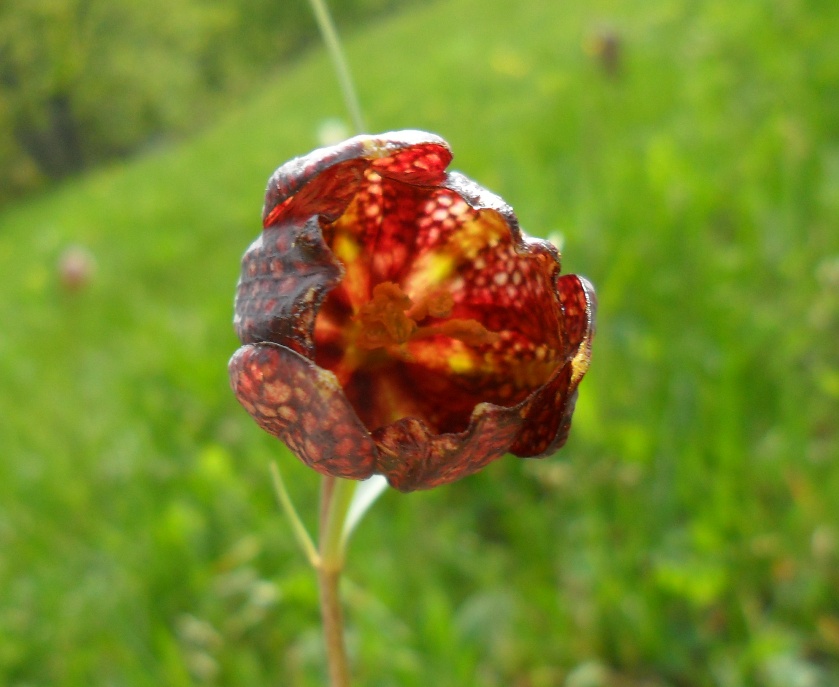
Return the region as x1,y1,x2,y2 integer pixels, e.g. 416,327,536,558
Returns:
229,343,378,480
263,130,453,227
230,341,589,492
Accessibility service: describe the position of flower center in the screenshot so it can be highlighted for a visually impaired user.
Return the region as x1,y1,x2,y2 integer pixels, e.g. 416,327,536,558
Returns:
351,281,498,362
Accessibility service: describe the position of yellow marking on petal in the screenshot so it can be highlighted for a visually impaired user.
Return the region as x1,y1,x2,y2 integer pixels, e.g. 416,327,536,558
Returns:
570,338,592,385
426,253,457,284
334,233,361,263
454,211,509,259
449,352,474,374
361,141,389,159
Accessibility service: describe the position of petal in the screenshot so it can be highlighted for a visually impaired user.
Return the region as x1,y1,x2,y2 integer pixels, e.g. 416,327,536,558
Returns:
509,362,577,457
229,343,378,480
372,403,524,492
558,274,597,384
234,218,343,356
262,131,451,228
436,173,565,347
400,174,571,363
320,171,434,305
509,275,596,457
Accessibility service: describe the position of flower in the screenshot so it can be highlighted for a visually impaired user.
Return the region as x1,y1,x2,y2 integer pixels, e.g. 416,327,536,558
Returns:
229,130,595,492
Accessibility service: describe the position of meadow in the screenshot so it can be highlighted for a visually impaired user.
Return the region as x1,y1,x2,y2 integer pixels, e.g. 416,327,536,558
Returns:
1,0,837,685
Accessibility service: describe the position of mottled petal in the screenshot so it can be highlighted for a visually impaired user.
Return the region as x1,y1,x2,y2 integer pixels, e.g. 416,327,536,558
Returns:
263,131,452,228
558,274,597,384
402,192,565,348
373,403,524,492
510,275,596,457
229,343,378,479
234,218,343,355
509,362,577,457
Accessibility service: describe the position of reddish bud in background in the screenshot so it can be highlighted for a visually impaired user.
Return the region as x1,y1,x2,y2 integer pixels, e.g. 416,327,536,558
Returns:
58,245,96,292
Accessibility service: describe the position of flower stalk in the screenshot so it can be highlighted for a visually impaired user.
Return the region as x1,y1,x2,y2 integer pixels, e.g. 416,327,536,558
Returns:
306,0,366,134
318,564,350,687
317,475,357,687
271,466,359,685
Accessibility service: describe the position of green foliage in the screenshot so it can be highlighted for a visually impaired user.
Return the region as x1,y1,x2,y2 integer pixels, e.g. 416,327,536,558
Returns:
0,0,423,203
1,0,838,685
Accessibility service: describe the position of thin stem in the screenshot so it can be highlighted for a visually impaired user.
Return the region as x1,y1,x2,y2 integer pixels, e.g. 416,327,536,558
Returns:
270,462,320,567
321,475,358,567
317,476,358,687
306,0,366,134
318,565,350,687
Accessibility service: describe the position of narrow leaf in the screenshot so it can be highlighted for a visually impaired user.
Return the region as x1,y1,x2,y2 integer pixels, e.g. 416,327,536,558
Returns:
270,462,320,568
341,474,388,547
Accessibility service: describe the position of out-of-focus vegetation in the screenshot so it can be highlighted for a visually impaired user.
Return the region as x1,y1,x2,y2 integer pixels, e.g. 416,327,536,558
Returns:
0,0,422,203
1,0,838,685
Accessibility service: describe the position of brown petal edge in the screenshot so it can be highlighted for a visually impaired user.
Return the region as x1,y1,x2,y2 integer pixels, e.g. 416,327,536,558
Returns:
262,130,452,228
229,342,378,480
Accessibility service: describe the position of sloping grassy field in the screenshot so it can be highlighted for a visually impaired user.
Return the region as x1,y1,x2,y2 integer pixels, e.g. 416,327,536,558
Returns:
1,0,838,685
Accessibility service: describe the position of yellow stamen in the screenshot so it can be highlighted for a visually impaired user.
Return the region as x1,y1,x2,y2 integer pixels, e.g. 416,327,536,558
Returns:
355,282,416,349
351,281,496,353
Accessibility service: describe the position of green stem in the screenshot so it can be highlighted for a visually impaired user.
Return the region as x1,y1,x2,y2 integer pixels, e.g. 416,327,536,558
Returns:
317,563,350,687
306,0,366,134
317,475,358,687
270,462,319,568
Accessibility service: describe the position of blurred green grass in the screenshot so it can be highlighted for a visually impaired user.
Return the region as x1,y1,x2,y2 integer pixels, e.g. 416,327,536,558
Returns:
1,0,838,685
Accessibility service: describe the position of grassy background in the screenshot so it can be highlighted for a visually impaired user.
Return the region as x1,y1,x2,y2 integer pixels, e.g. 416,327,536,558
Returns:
1,0,838,685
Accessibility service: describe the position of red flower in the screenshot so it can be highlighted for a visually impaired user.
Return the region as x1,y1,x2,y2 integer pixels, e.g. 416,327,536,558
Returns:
229,130,595,492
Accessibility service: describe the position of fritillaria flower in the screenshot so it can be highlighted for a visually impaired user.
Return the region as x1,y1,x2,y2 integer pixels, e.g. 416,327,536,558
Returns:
229,130,595,492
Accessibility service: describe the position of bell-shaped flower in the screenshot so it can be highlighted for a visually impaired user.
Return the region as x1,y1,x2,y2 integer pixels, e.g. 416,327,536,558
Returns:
230,130,595,492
